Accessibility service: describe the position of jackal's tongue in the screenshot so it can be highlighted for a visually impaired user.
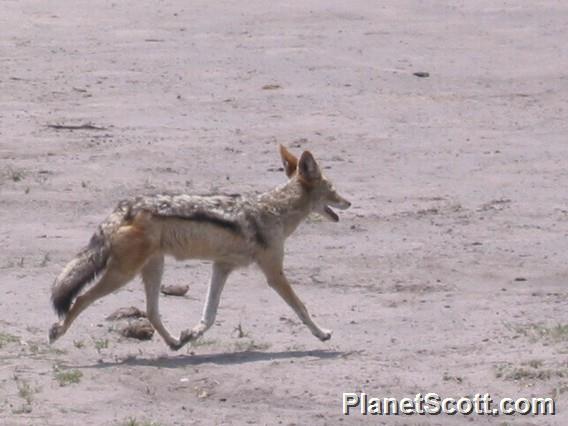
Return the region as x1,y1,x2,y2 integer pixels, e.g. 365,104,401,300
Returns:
324,205,339,222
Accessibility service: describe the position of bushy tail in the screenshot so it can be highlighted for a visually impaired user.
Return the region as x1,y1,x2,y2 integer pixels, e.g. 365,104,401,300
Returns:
51,200,131,317
51,231,109,317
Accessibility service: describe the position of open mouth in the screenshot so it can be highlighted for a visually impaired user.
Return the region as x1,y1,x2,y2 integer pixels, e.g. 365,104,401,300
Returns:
323,205,339,222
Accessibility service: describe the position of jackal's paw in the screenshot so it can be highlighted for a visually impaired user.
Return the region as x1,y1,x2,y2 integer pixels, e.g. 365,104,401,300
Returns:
180,329,193,344
167,339,183,351
48,323,64,344
317,329,332,342
178,329,198,346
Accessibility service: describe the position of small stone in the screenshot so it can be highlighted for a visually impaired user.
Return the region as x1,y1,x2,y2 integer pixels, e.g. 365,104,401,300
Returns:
106,306,146,321
119,318,154,340
413,71,430,78
161,284,189,296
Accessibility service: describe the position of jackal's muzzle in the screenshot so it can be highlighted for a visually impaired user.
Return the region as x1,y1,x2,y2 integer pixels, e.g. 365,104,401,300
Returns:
323,196,351,222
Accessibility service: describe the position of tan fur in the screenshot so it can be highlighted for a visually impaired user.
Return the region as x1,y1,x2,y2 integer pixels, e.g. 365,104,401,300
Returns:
49,145,351,350
279,144,299,178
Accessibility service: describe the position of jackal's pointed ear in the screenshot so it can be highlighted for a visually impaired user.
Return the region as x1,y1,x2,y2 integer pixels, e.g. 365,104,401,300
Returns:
279,144,298,178
298,151,321,181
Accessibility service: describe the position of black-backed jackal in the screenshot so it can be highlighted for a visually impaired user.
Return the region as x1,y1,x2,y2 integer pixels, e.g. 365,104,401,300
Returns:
49,146,351,350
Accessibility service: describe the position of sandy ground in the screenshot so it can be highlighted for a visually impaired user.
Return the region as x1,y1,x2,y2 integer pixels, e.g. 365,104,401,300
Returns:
1,1,567,425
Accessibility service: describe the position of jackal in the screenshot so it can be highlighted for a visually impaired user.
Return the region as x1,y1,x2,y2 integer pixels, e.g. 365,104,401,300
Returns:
49,145,351,350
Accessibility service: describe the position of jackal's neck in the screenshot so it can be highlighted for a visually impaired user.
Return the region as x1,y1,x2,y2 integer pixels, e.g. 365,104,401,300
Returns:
258,179,312,237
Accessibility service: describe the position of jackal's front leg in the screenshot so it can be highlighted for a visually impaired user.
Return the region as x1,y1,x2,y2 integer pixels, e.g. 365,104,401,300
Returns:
177,262,233,347
259,260,332,342
142,255,183,350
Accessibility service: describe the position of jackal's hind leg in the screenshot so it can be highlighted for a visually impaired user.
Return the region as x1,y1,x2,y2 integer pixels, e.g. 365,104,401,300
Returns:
178,262,233,348
49,217,158,344
49,265,134,343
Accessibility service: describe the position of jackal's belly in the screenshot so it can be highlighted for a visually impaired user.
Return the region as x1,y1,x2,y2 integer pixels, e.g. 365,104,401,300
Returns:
159,220,254,266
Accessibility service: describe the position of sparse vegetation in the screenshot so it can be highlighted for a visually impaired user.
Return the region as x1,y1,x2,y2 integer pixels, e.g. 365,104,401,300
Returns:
0,332,19,348
11,404,32,415
28,343,40,354
495,361,568,382
54,369,83,386
119,418,162,426
233,322,248,338
512,323,568,343
8,168,24,182
73,340,86,349
24,340,66,356
12,375,39,414
190,338,218,347
233,339,270,352
93,338,109,352
40,252,51,267
442,372,463,383
527,359,544,369
17,379,35,405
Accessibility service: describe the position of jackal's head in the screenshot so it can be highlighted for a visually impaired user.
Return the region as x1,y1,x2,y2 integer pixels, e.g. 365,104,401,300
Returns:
279,145,351,222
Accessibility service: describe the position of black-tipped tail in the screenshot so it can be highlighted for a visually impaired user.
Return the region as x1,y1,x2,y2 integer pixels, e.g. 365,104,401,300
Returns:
51,232,109,317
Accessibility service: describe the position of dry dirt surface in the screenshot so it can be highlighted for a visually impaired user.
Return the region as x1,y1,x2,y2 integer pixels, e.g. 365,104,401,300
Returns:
1,1,567,425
